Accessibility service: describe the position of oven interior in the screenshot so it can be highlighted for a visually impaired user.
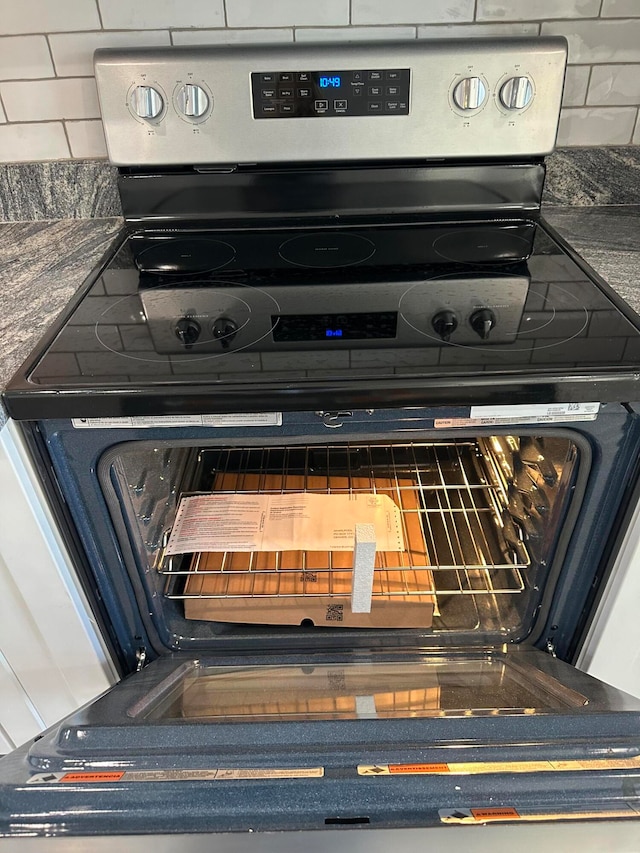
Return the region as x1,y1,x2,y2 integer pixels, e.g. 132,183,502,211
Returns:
102,432,580,650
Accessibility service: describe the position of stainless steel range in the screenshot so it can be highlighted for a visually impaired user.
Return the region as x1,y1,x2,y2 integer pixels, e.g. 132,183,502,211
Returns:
2,38,640,843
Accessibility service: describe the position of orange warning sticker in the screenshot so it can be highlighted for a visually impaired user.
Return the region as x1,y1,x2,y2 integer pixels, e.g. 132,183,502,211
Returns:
60,772,125,783
389,763,450,774
470,807,520,821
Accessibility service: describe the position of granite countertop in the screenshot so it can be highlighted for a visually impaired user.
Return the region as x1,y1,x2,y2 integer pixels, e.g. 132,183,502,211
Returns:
0,218,123,426
0,207,639,427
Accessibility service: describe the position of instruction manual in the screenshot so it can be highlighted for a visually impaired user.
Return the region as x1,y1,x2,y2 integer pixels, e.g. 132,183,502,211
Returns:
165,492,405,555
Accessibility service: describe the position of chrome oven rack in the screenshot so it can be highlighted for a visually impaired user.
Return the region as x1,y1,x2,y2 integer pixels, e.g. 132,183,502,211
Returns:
158,440,531,601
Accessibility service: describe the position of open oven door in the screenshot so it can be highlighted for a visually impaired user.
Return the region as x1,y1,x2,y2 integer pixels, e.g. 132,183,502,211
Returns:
1,645,640,837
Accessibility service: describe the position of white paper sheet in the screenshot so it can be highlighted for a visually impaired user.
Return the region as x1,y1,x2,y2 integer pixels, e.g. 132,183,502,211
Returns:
165,492,405,555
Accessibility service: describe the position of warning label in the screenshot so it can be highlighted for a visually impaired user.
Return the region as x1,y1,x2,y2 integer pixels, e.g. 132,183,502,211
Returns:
358,754,640,777
359,763,449,775
27,767,324,784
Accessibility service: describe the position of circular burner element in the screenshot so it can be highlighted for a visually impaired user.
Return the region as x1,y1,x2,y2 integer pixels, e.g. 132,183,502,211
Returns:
278,232,376,268
433,228,533,264
135,238,236,274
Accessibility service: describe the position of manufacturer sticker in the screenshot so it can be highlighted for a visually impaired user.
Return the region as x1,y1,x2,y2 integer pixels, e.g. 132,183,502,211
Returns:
71,413,283,429
27,767,324,784
435,402,600,428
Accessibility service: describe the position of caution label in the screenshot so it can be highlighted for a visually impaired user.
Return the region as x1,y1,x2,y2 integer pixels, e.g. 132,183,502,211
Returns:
390,763,450,774
358,754,640,777
28,767,324,784
439,805,640,824
359,763,449,776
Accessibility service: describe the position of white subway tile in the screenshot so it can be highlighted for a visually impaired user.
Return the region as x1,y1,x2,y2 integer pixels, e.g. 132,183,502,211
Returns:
98,0,224,29
0,0,100,34
556,106,637,145
226,0,349,27
0,123,69,161
352,0,474,25
587,64,640,106
65,119,108,158
633,112,640,143
0,36,54,80
601,0,640,16
562,65,590,106
541,20,640,63
418,23,540,38
478,0,600,21
295,26,416,42
172,28,293,45
50,31,171,77
1,78,100,121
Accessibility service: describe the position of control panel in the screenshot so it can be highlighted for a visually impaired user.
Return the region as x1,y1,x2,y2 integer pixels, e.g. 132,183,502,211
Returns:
94,39,567,166
251,69,410,118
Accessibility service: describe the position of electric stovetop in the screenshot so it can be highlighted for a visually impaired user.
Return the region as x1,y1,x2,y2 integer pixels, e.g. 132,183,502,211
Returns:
5,218,640,419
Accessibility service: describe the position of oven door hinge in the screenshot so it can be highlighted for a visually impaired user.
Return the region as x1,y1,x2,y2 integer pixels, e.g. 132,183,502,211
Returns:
135,646,148,671
545,638,557,657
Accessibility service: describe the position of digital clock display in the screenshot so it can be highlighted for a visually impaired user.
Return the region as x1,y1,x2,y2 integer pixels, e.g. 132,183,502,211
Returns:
319,75,341,88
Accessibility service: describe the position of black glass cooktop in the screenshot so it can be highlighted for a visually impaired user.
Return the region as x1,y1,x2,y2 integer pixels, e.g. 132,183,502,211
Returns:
6,219,640,418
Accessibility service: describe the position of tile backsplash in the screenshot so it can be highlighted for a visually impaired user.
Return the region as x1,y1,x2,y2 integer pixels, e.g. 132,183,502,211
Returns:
0,0,639,163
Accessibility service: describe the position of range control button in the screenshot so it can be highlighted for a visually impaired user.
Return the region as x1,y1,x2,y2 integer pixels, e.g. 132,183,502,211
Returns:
368,85,382,96
278,87,293,98
279,72,293,82
279,103,294,113
385,101,399,111
297,72,310,82
386,70,401,80
352,86,363,96
368,101,382,112
368,71,382,80
261,104,277,114
352,71,363,82
386,85,400,96
261,88,276,99
334,99,347,110
315,99,329,111
297,87,311,98
260,73,275,83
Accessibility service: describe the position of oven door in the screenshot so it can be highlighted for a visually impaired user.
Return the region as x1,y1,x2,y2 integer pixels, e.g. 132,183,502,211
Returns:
1,646,640,836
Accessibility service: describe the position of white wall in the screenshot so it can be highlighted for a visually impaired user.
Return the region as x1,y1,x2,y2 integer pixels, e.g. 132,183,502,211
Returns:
0,0,639,161
0,420,117,750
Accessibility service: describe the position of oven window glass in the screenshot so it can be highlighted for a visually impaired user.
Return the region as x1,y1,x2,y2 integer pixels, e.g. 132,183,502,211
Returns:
102,434,581,647
141,658,587,722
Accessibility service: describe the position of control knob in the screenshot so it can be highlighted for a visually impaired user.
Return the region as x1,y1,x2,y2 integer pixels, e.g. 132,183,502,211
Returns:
131,85,164,119
212,317,238,349
175,318,201,349
432,310,458,342
500,76,533,110
452,77,487,111
469,308,496,341
176,83,210,118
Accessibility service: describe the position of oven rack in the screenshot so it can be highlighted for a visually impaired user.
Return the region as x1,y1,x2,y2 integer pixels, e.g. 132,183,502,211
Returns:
158,439,532,601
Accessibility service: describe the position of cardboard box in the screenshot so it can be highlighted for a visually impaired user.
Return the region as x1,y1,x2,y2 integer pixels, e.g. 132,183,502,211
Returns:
181,473,435,628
